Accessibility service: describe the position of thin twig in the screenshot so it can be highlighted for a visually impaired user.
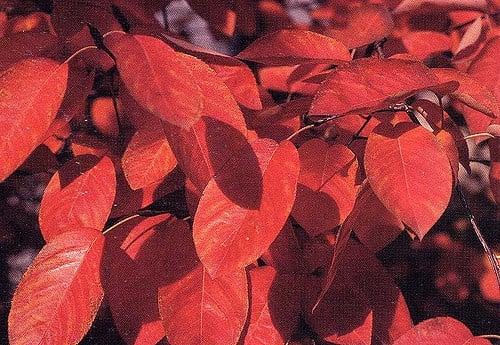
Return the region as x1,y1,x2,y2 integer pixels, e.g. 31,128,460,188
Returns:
286,124,315,142
102,214,141,235
456,184,500,289
347,115,372,147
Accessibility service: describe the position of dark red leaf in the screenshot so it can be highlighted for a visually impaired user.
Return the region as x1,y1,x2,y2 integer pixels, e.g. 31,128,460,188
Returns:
433,68,499,118
160,33,262,110
261,220,303,274
393,317,491,345
309,58,440,116
393,0,487,14
243,267,301,344
305,240,413,344
291,139,358,236
104,33,203,129
193,139,299,278
186,0,235,36
489,137,500,205
106,215,185,345
122,117,177,190
325,4,394,49
364,122,453,237
39,155,116,242
8,228,104,345
157,220,248,345
0,58,68,182
236,29,351,65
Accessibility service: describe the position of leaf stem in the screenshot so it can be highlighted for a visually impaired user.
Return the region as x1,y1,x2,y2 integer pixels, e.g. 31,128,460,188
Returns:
456,184,500,289
286,124,315,142
102,214,141,235
62,45,98,65
348,115,372,147
458,133,495,141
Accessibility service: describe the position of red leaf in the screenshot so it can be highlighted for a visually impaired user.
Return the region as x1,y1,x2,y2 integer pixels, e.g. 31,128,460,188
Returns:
350,183,405,253
393,0,488,14
193,139,300,278
435,129,460,184
305,240,412,345
291,139,358,236
8,228,104,345
0,58,68,182
158,222,248,345
325,4,394,49
52,0,121,40
39,155,116,242
0,32,60,71
261,220,303,274
433,68,499,118
186,0,235,36
468,37,500,103
236,29,351,65
122,118,177,190
104,33,203,129
393,317,491,345
364,122,452,237
243,267,301,344
163,53,248,193
402,31,452,61
309,58,440,116
160,33,262,110
489,137,500,205
106,215,186,345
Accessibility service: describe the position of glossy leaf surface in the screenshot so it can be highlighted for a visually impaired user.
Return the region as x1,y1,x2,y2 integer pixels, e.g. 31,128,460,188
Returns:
364,122,452,237
236,29,351,65
39,155,116,242
0,58,68,182
291,139,358,236
8,229,104,345
104,33,203,129
193,139,299,278
309,58,440,116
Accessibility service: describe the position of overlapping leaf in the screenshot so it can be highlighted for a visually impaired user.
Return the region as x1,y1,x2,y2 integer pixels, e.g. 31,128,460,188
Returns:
309,58,441,116
162,53,248,193
291,139,358,236
393,0,488,14
8,228,104,345
393,317,491,345
0,58,68,182
305,240,413,344
193,139,299,278
104,33,203,129
468,36,500,103
243,267,301,344
106,215,186,345
364,122,452,237
433,68,499,118
39,155,116,242
122,118,177,190
158,219,248,345
235,29,351,65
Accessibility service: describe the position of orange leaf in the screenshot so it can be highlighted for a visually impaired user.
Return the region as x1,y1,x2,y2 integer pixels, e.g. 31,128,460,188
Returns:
468,37,500,102
39,155,116,242
157,220,248,345
291,139,358,236
309,58,440,116
236,29,351,65
364,122,452,237
193,139,299,278
104,33,203,129
8,228,104,345
0,58,68,182
122,118,177,190
393,317,491,345
393,0,488,15
402,31,452,61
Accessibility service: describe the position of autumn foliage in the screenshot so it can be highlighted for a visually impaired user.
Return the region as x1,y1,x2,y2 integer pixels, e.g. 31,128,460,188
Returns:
1,0,499,344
